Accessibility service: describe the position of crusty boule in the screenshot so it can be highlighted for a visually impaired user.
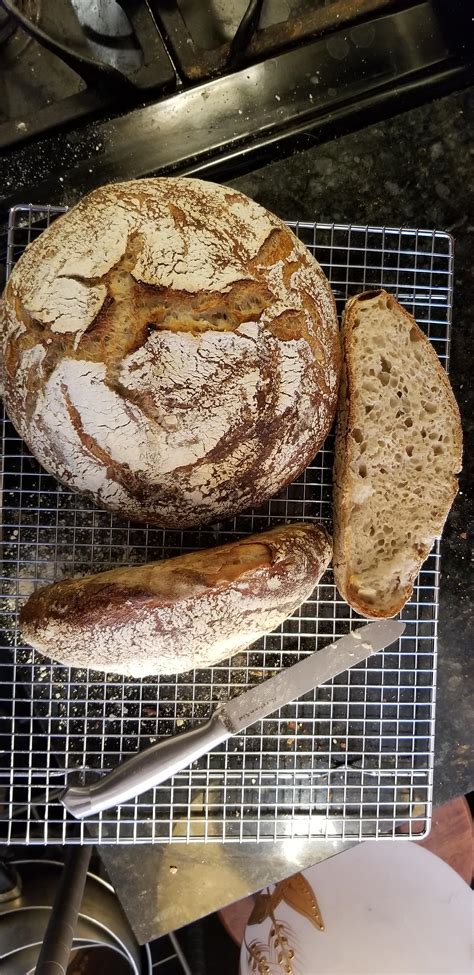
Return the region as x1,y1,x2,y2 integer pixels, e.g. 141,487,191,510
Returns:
2,177,340,527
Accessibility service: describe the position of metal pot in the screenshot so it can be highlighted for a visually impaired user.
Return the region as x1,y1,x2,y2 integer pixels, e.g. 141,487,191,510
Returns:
0,859,151,974
2,945,134,975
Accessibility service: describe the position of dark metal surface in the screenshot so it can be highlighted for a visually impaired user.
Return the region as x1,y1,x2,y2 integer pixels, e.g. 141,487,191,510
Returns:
0,4,16,43
0,0,174,90
227,0,264,70
1,1,473,216
1,0,137,91
34,846,92,975
0,0,176,150
151,0,401,80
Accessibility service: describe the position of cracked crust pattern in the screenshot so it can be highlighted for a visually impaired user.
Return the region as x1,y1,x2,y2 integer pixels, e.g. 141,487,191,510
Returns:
2,178,340,527
20,523,332,676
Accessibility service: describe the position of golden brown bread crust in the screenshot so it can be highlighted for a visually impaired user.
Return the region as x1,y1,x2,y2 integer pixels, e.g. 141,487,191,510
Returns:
333,289,462,618
20,522,332,677
2,177,340,528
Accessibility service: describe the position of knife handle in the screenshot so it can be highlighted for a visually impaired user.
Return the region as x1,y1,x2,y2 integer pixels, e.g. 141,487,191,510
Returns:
61,710,230,819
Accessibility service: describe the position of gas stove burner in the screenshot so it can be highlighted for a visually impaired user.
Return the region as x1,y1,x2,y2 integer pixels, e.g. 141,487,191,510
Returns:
0,7,17,44
0,0,471,157
0,0,41,51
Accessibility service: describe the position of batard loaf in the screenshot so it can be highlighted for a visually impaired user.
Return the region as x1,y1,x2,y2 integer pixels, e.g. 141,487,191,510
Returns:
333,289,462,618
20,522,332,677
2,177,340,528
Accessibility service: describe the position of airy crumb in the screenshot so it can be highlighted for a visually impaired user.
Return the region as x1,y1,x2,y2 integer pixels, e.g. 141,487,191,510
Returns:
333,290,461,618
362,641,373,651
169,865,178,874
350,630,362,640
176,718,184,727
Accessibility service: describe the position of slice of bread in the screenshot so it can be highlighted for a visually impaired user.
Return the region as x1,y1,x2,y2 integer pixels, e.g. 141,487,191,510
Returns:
333,289,462,618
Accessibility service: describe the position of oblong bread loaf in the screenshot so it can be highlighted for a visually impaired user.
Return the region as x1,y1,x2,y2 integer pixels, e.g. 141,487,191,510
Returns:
333,289,462,618
20,523,332,677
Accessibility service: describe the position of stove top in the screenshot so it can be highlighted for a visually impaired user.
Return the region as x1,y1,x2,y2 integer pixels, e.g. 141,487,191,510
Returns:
0,0,473,215
0,0,176,148
155,0,401,79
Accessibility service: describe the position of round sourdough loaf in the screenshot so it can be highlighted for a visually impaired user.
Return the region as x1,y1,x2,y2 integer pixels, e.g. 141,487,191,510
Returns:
2,178,339,527
20,523,332,677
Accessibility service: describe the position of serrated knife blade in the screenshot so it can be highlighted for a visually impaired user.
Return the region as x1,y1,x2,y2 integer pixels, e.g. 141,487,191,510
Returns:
219,619,405,733
62,619,405,819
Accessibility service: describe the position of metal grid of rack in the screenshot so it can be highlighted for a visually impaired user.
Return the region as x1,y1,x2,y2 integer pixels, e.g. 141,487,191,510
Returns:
0,206,453,844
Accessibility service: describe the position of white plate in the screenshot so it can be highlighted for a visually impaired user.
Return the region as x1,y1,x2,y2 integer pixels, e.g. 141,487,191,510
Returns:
240,842,472,975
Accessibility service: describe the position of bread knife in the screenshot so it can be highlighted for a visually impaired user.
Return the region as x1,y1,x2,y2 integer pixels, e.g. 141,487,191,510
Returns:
61,619,405,819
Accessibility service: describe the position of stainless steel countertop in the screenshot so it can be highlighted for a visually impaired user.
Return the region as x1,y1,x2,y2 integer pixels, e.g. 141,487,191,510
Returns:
99,839,355,944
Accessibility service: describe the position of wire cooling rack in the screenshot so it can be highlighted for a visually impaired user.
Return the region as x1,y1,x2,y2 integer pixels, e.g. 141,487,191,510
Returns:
0,206,453,845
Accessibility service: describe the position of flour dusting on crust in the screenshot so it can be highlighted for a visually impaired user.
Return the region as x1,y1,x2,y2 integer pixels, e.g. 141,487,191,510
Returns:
3,177,340,527
20,523,332,677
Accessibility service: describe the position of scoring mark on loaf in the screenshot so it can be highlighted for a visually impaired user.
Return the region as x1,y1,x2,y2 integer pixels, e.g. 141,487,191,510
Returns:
4,178,340,527
11,180,284,337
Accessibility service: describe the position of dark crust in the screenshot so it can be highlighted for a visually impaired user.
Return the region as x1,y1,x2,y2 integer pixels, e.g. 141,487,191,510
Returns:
20,583,151,630
20,522,332,640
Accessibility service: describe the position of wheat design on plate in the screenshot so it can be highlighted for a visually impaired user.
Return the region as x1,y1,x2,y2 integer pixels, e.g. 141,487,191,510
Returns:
245,873,324,974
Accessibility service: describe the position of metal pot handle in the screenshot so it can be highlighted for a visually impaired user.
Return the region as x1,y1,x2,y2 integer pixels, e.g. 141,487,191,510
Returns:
34,847,92,975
